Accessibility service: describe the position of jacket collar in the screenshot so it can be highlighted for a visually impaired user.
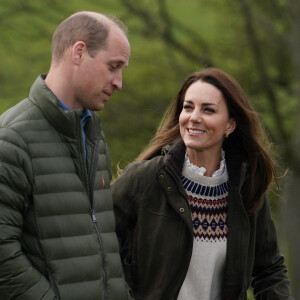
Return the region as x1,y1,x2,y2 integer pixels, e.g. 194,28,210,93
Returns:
164,139,186,180
163,139,248,188
29,75,101,140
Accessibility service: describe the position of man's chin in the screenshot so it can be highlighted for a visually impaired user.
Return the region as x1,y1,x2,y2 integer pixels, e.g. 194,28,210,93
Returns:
95,101,106,111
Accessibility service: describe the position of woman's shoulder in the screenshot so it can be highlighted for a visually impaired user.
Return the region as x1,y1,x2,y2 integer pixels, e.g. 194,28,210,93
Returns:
123,155,165,176
112,156,165,191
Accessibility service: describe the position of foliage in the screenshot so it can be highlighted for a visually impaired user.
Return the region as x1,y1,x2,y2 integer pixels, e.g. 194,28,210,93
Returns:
0,0,297,167
0,0,298,296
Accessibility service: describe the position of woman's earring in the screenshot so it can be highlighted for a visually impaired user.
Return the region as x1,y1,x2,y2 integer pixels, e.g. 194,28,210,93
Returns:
225,132,229,138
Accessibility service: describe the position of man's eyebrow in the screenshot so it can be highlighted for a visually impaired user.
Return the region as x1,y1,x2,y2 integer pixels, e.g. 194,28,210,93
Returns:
110,59,129,67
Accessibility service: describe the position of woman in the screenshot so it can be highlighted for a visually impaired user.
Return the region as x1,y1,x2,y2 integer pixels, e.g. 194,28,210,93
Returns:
112,68,292,300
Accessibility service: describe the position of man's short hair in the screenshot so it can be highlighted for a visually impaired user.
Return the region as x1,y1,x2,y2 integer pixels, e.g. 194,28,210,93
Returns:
51,12,127,62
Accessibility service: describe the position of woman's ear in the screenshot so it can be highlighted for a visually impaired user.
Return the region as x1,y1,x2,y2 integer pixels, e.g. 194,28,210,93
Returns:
226,118,236,135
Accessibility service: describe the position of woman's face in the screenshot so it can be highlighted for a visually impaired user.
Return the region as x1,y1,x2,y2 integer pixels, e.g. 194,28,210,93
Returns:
179,80,235,157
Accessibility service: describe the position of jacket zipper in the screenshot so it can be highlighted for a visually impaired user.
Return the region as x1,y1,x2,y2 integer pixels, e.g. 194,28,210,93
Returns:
91,209,108,300
49,274,60,299
77,117,108,299
89,140,108,300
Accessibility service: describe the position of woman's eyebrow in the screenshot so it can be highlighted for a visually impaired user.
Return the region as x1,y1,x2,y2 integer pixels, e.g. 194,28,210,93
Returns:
184,99,218,106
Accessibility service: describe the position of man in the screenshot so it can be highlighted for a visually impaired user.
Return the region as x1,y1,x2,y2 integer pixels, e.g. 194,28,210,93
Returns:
0,11,130,300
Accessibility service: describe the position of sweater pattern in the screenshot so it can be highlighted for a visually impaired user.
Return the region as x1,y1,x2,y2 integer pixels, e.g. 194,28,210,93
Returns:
181,176,229,242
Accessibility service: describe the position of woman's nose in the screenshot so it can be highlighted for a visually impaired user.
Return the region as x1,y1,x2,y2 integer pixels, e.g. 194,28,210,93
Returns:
190,110,201,123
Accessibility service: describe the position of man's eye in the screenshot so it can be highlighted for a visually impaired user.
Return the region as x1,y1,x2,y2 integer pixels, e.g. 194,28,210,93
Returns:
109,65,118,71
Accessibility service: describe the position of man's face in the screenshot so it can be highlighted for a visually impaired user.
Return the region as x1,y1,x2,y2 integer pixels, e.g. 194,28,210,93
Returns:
72,26,130,111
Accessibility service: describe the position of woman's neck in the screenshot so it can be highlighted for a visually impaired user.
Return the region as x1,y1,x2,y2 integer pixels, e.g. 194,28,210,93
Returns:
186,148,222,177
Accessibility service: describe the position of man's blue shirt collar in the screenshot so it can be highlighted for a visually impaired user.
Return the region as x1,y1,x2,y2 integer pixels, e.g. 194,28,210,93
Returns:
58,99,92,122
58,99,91,159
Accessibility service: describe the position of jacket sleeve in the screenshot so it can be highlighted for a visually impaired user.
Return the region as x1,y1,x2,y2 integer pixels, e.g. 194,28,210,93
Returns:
111,163,140,291
0,128,57,300
251,196,293,300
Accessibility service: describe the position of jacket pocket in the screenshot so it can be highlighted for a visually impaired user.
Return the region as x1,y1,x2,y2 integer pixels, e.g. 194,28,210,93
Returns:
121,224,138,293
142,192,180,219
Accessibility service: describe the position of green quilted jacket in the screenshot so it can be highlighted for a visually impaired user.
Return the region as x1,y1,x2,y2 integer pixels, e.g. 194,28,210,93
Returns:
0,75,128,300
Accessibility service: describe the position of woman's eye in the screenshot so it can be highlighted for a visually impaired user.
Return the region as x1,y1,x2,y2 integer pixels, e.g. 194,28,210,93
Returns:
204,107,215,113
183,105,193,110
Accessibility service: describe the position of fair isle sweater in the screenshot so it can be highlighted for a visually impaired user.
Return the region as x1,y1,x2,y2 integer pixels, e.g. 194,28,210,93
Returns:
177,152,229,300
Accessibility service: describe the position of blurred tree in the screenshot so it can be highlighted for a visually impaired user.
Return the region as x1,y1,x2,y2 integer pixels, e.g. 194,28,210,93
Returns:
101,0,297,181
0,1,297,296
281,0,300,298
238,0,294,161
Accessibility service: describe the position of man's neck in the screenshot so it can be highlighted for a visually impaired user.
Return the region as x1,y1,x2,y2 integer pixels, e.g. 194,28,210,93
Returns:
45,64,76,109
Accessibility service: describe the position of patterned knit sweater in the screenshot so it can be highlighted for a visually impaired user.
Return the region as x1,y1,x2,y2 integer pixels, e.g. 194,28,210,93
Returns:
177,152,229,300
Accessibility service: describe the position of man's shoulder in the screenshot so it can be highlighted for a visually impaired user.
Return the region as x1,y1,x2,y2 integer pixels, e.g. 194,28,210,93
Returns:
0,98,40,155
0,98,38,128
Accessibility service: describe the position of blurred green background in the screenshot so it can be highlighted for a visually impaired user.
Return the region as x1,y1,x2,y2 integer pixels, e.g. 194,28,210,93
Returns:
1,0,299,298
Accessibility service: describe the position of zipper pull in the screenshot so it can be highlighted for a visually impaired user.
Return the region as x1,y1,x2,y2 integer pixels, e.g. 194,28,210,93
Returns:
91,209,97,223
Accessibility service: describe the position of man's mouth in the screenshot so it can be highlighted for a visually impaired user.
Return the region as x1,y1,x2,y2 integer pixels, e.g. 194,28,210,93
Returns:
103,91,112,97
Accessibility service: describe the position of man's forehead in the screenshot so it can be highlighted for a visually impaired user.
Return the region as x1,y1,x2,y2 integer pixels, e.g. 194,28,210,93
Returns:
107,30,130,56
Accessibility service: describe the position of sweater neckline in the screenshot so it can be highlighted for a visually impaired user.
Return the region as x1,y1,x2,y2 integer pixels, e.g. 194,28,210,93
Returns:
182,150,228,186
184,149,226,178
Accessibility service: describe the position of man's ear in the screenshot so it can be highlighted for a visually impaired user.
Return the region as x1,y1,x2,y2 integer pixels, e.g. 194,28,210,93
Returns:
72,41,87,65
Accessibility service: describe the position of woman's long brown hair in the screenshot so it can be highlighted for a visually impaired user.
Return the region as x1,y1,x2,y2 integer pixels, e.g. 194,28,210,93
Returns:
135,68,277,212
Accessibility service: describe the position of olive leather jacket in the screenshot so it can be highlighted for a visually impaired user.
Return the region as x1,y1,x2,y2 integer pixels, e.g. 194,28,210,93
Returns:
112,140,292,300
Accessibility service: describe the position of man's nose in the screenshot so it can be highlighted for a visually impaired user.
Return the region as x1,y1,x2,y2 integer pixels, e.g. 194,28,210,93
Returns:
112,72,122,90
